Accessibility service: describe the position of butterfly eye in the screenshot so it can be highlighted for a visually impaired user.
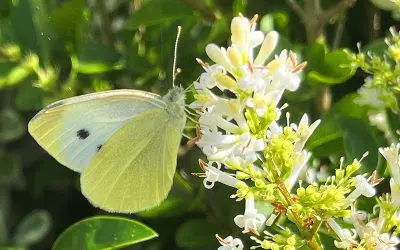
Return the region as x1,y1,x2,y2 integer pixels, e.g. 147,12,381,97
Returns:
77,129,90,139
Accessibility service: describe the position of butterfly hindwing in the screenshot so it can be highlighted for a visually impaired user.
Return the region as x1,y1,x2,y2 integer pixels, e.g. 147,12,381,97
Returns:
28,90,165,172
80,108,184,213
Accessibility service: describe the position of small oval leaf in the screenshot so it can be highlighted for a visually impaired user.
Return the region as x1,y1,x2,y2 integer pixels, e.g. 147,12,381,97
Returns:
13,210,52,247
52,216,158,250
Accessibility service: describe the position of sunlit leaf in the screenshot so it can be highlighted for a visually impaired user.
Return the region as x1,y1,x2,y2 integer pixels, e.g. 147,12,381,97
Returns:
52,216,158,250
125,0,193,29
306,42,355,85
72,42,124,74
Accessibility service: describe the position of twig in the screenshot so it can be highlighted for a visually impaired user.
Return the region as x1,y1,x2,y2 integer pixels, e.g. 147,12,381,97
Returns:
332,15,346,49
320,0,357,25
179,0,217,22
285,0,305,21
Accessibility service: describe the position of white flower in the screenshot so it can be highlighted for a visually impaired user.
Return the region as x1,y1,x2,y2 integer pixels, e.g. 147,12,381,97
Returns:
216,235,244,250
288,151,311,189
390,178,400,206
361,221,400,249
254,31,279,66
346,175,376,203
199,64,227,89
206,44,235,72
246,89,283,116
197,125,264,163
356,83,387,109
237,68,268,92
198,161,241,189
234,194,266,234
327,218,358,249
291,114,321,153
267,50,301,92
379,143,400,183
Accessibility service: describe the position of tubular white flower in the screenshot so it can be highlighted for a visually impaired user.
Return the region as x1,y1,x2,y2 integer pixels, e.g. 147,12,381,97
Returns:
205,44,235,72
198,64,227,90
359,221,400,249
267,50,301,91
234,194,266,234
201,162,241,189
390,177,400,206
246,89,283,116
288,151,311,189
327,218,358,249
199,112,241,134
254,31,279,66
197,127,264,163
291,114,321,153
346,175,376,202
237,68,269,92
217,235,244,250
379,143,400,183
231,16,250,53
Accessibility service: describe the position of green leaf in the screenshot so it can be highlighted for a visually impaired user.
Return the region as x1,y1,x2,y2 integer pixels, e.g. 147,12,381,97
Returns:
0,190,11,245
362,39,387,56
9,0,37,51
72,42,124,74
338,116,382,174
0,248,25,250
29,0,53,66
306,42,355,85
175,219,217,250
386,109,400,140
13,210,52,247
49,0,89,50
307,93,370,159
125,0,193,29
260,14,274,33
0,150,22,186
15,83,45,111
233,0,247,15
52,216,158,250
0,109,25,143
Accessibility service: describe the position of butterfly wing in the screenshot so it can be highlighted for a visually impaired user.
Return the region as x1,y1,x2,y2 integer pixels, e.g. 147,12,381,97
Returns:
28,90,165,173
80,108,185,213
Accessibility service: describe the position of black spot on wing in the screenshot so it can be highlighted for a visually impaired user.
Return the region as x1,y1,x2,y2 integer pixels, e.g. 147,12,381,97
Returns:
96,144,103,152
77,129,90,139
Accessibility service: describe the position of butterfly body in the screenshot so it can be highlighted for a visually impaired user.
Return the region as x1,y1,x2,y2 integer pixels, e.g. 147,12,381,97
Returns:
28,86,186,213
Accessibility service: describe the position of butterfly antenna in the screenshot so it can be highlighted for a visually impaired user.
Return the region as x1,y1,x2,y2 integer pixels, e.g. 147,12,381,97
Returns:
172,26,182,87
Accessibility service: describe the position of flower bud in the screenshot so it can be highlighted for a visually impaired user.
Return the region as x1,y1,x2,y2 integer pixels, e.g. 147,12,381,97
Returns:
254,31,279,65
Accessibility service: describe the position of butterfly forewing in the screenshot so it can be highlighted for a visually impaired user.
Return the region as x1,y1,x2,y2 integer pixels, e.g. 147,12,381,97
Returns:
28,90,165,172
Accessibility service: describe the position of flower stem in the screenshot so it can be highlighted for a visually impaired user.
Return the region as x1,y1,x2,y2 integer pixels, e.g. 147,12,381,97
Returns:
277,182,322,250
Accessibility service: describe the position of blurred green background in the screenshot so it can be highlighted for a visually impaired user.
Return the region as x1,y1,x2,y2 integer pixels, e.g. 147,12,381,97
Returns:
0,0,398,249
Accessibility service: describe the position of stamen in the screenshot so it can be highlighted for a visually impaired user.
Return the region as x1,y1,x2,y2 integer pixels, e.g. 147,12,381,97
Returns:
289,51,297,69
215,234,229,245
196,58,209,68
249,14,259,27
292,61,308,73
247,60,254,73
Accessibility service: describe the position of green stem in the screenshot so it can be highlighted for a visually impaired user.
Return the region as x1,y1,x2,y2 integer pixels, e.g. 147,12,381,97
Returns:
277,182,321,250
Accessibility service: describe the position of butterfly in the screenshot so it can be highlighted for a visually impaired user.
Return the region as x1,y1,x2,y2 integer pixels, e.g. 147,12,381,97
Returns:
28,27,187,213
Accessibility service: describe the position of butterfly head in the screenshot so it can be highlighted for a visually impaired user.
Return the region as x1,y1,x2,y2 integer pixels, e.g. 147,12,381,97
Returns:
163,86,186,119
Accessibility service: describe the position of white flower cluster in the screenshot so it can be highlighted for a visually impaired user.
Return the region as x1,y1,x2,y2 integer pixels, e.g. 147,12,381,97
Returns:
190,15,320,248
326,144,400,249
